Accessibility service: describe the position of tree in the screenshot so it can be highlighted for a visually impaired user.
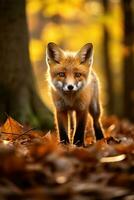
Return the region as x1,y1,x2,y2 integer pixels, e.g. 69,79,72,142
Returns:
102,0,114,115
0,0,53,129
122,0,134,121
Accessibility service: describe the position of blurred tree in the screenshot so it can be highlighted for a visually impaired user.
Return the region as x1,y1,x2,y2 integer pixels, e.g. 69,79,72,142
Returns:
0,0,53,129
102,0,114,114
122,0,134,121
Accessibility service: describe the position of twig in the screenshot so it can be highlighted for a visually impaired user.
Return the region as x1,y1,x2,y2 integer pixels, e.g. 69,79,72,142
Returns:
14,128,36,141
1,131,19,135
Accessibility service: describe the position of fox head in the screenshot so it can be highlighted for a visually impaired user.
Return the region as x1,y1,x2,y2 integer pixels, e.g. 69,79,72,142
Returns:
46,42,93,93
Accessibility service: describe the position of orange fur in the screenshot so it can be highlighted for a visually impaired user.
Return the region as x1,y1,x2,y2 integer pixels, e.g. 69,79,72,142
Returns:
46,42,104,146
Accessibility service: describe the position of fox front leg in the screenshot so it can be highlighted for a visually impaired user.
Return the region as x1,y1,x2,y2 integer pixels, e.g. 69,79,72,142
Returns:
73,110,88,146
89,98,104,141
56,111,70,144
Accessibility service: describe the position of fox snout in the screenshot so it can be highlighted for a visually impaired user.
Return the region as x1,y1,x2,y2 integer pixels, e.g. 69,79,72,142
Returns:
63,83,77,92
67,85,74,91
62,81,83,92
53,80,83,92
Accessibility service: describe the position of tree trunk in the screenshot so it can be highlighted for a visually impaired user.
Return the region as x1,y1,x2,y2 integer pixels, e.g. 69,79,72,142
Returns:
0,0,54,129
102,0,114,114
122,0,134,122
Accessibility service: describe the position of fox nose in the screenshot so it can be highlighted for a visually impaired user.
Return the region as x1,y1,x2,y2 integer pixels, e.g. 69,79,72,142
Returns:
68,85,74,91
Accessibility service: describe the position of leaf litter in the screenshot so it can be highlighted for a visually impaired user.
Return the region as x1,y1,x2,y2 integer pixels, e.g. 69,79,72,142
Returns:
0,115,134,200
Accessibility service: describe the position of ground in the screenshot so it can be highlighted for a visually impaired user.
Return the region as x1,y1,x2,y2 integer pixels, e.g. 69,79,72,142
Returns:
0,116,134,200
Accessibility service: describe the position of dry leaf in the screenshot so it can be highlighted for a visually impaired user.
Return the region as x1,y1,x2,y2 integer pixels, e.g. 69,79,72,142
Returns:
0,117,23,140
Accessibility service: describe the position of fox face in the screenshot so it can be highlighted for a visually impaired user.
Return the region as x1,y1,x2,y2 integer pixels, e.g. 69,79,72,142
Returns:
51,72,84,92
46,43,93,93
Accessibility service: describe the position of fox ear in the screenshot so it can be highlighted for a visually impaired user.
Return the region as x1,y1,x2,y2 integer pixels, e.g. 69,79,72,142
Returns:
46,42,63,64
77,43,93,65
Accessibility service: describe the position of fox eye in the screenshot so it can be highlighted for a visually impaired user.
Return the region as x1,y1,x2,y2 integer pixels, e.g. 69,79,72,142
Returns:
58,72,65,77
75,72,81,77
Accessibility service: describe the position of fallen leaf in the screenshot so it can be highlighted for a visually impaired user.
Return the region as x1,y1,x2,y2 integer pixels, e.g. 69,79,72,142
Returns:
0,117,23,140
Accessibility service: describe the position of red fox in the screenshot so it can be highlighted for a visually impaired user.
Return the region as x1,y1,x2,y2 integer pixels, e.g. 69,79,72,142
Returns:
46,42,104,146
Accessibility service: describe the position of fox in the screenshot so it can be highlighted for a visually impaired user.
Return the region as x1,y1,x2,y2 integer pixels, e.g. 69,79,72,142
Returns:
46,42,104,146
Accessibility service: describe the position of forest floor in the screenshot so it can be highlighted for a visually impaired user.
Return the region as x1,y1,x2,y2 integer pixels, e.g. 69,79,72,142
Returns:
0,116,134,200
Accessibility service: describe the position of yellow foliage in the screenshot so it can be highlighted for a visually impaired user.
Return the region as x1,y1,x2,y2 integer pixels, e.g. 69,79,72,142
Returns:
43,0,84,19
41,23,63,44
29,39,44,62
27,0,42,14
